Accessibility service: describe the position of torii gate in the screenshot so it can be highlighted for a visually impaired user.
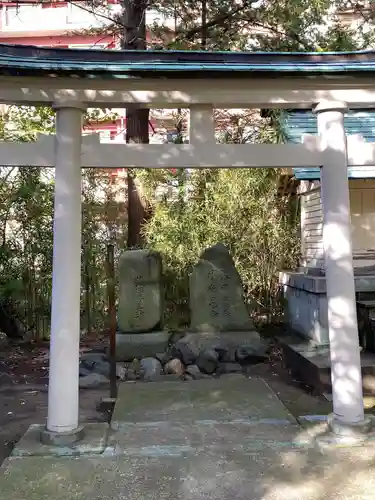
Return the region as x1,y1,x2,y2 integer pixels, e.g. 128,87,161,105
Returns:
0,45,375,443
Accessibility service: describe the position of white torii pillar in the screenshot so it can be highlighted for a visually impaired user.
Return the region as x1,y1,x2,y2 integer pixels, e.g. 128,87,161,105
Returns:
42,102,86,445
189,104,215,145
316,100,370,436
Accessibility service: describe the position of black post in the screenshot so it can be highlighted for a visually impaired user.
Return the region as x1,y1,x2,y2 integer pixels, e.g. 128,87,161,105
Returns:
106,243,117,399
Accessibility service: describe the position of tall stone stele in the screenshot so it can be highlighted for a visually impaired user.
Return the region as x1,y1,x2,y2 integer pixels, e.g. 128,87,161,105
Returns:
116,249,170,361
190,243,253,332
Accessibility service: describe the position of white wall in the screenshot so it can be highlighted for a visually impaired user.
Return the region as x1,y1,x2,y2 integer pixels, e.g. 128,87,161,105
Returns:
0,4,174,35
300,185,323,264
300,179,375,268
350,179,375,252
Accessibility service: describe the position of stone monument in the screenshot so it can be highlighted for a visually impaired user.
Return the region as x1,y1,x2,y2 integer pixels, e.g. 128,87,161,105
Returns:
190,243,254,332
116,249,170,361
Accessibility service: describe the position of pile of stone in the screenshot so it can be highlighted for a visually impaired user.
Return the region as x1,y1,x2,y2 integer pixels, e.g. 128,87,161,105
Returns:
79,330,269,387
128,331,268,381
79,242,270,388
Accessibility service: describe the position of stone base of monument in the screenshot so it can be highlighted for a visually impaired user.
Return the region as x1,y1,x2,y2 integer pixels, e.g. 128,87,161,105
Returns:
113,329,269,382
78,329,269,386
175,330,267,355
115,331,171,362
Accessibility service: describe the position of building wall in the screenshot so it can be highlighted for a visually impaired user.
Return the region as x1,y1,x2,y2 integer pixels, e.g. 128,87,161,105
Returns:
300,184,323,264
285,110,375,180
350,179,375,252
300,179,375,267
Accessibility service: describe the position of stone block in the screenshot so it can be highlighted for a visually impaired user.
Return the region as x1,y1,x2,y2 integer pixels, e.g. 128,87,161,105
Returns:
196,349,219,374
172,331,266,356
185,364,210,380
115,331,171,361
171,337,200,365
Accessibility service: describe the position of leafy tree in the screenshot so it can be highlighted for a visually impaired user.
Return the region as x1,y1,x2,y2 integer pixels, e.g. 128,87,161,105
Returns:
0,105,123,338
143,110,298,326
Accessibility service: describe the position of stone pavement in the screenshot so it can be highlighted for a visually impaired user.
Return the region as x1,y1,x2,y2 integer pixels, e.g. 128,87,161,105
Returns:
2,376,375,500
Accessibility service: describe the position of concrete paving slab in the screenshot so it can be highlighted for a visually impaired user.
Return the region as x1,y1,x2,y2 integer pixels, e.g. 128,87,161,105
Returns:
107,420,305,456
3,376,375,499
11,423,109,458
111,377,297,427
3,442,375,499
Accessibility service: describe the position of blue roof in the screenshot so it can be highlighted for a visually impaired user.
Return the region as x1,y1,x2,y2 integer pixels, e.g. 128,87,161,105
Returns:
285,110,375,179
2,44,375,78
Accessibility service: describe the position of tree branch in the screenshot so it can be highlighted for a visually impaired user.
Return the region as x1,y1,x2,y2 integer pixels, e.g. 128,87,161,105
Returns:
176,1,256,41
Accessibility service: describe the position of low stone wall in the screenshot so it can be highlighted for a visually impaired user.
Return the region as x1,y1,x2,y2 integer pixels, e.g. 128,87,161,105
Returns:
279,269,375,345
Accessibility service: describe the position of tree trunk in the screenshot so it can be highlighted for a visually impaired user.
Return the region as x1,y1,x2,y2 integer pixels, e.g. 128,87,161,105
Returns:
125,107,149,248
201,0,207,49
120,0,150,248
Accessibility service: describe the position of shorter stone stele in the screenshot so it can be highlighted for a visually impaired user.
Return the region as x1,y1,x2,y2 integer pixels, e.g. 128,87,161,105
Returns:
115,249,170,361
117,249,163,333
190,243,253,332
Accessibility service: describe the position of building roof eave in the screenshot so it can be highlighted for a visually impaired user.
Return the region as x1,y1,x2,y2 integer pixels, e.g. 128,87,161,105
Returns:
1,43,375,79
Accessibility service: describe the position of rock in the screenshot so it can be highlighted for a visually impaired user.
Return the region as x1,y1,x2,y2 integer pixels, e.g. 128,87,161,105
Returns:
185,364,210,380
164,358,185,377
117,249,163,333
80,352,107,369
79,372,109,388
196,349,219,374
171,337,200,365
79,365,92,378
116,362,127,381
80,352,110,376
190,243,253,332
214,346,236,363
216,362,242,375
139,357,162,381
235,343,268,364
173,331,265,358
91,360,110,376
155,351,173,365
